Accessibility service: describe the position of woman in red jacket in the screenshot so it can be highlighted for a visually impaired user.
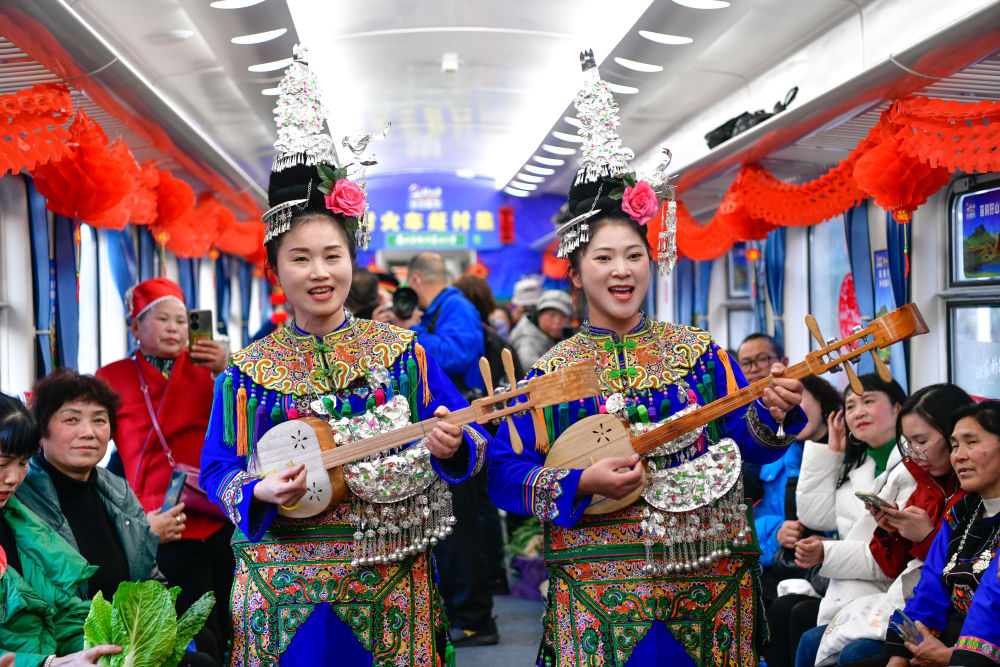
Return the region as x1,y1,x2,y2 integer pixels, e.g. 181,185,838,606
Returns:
95,277,231,651
869,383,975,578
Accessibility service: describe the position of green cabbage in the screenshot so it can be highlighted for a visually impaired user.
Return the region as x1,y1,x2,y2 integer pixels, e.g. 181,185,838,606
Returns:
83,580,215,667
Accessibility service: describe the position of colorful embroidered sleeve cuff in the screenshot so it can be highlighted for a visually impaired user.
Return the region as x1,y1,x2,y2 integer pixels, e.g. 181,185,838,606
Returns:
430,425,488,483
524,466,588,527
217,469,276,542
954,636,1000,665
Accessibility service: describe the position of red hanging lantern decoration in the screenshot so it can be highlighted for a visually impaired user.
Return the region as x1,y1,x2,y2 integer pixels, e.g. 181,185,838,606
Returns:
151,171,195,246
852,133,951,223
165,191,221,258
498,206,515,245
82,139,143,230
32,109,131,220
130,160,160,225
216,219,265,260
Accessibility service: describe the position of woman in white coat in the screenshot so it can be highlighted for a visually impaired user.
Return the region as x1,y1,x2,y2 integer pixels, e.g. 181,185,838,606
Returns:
768,374,909,667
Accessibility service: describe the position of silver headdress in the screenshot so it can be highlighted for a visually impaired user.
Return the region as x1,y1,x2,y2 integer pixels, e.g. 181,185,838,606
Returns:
556,49,678,275
261,45,388,250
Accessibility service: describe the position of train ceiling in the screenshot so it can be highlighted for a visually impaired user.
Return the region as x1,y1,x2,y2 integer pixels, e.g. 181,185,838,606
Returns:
0,0,998,218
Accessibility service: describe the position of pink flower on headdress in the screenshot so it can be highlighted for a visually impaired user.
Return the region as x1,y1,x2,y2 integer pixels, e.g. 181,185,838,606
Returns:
621,181,658,225
324,179,366,218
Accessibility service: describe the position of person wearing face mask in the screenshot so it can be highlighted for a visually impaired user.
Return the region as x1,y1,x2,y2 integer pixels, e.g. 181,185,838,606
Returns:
0,393,123,667
782,374,911,666
95,277,232,648
486,54,806,666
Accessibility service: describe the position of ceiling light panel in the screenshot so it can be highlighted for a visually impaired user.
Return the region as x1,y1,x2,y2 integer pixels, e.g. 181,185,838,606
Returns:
524,165,555,175
248,57,294,72
638,30,694,45
232,28,288,45
517,173,545,183
614,57,663,73
504,188,530,197
542,144,576,155
563,116,583,128
508,181,538,191
605,82,639,94
533,156,565,166
552,130,584,143
671,0,730,8
211,0,266,7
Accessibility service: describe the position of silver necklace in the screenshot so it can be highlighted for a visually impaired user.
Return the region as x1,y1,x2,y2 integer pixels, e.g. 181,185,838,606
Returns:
942,500,999,576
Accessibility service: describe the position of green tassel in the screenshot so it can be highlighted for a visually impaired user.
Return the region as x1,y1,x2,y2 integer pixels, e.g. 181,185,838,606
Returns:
543,406,555,445
399,373,411,410
557,403,570,432
626,404,639,423
637,404,650,424
444,641,456,667
223,374,235,447
322,396,340,419
341,397,353,418
366,396,376,413
578,405,589,420
406,356,419,420
701,373,715,402
659,397,671,419
247,394,259,447
270,401,282,426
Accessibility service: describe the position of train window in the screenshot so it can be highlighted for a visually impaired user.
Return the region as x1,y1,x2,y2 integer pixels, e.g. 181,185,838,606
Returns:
77,224,100,374
948,301,1000,400
950,183,1000,286
0,177,34,393
807,215,852,349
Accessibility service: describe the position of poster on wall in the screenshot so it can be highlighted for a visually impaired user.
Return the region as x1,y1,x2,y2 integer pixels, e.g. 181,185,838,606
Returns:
809,216,854,389
951,184,1000,285
728,241,750,297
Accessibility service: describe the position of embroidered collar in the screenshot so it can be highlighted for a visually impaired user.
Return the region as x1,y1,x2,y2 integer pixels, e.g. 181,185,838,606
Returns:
288,314,356,349
139,351,175,377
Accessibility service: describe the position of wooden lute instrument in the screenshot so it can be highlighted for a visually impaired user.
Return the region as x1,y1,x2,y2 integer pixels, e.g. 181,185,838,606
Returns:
543,303,929,515
252,357,601,518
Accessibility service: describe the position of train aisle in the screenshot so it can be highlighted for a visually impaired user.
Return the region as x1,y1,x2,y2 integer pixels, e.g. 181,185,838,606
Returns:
455,595,545,666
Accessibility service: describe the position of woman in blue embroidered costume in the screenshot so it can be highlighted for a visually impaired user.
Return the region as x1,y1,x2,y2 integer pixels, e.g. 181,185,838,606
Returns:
199,50,487,667
486,50,806,667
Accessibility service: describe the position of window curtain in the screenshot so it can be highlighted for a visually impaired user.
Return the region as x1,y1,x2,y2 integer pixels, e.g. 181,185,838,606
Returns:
215,255,232,336
885,213,911,387
104,229,138,315
675,257,695,326
137,225,156,281
53,215,79,369
694,260,712,330
844,204,875,376
25,177,53,377
177,258,199,309
765,227,787,348
750,241,767,334
238,259,253,347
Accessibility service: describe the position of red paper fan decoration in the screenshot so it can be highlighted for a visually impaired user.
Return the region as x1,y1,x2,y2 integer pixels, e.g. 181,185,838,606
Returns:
32,109,130,220
82,139,142,230
216,219,265,260
130,160,160,225
151,171,195,246
852,134,951,223
165,191,221,258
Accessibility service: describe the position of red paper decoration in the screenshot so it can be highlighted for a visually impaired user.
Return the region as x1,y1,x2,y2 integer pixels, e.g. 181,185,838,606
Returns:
852,134,951,224
0,83,73,176
165,191,221,258
32,109,130,220
498,206,515,245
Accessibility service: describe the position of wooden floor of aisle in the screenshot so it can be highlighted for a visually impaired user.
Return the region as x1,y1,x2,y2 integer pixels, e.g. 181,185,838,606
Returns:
454,595,546,666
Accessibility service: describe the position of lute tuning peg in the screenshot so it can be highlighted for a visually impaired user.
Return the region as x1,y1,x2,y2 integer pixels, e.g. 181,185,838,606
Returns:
805,314,864,395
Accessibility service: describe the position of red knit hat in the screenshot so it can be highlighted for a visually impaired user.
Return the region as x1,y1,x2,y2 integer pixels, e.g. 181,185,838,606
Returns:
125,278,185,321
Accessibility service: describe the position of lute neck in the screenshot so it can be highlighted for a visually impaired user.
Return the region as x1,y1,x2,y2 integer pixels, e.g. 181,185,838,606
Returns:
630,359,814,456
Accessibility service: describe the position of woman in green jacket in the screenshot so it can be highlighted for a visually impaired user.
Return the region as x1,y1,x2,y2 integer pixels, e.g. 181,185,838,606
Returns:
0,392,120,666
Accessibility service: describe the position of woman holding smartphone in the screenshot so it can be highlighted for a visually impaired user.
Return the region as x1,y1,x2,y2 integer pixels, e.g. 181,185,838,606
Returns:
95,276,232,651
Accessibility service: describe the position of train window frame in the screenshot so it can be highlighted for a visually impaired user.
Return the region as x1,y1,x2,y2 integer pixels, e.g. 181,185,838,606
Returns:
949,181,1000,287
727,242,751,298
946,299,1000,400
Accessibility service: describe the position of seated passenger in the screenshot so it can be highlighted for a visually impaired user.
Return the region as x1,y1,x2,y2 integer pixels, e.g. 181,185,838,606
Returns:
0,392,121,666
15,369,165,600
756,375,842,606
812,383,974,665
770,374,908,667
879,401,1000,667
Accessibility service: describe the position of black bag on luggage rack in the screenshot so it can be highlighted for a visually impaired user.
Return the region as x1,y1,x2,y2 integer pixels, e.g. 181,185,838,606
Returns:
704,86,798,149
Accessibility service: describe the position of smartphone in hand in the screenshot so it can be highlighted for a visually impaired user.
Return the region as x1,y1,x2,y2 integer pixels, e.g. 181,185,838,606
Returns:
188,309,214,348
889,609,922,644
855,491,894,510
162,468,187,513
